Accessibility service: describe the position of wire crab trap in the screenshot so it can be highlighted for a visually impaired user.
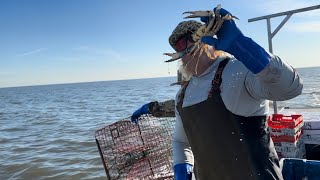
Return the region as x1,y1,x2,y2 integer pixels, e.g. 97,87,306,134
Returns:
95,115,175,179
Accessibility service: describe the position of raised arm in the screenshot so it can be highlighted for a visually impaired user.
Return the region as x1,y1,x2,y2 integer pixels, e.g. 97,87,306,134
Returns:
200,8,302,100
245,55,303,101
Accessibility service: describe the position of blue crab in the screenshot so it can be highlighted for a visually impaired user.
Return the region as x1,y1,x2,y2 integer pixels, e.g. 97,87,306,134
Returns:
164,4,237,74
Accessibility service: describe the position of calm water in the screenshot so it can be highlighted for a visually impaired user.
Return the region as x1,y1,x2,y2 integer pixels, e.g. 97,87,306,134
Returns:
1,67,320,179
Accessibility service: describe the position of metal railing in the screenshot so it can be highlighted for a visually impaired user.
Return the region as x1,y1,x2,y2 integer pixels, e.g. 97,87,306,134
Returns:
248,5,320,114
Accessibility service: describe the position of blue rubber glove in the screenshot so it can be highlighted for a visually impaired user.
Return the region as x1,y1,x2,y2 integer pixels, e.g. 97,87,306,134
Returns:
174,163,193,180
201,8,271,74
131,103,150,124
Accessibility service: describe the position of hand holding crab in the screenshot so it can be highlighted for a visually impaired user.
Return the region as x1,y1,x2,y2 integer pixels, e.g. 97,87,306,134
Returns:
165,5,272,74
199,8,242,54
164,5,238,75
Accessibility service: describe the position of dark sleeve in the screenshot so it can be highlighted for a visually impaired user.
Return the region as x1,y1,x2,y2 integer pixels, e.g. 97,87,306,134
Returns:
149,99,175,117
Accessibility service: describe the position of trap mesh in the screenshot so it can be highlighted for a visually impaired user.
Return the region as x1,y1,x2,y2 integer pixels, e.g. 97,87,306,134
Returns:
95,115,175,179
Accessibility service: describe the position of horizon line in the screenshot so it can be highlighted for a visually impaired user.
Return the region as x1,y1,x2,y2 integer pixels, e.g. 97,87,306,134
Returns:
0,75,177,89
1,65,319,89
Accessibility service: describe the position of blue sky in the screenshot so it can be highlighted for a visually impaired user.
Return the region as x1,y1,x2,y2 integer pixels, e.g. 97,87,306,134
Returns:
0,0,320,88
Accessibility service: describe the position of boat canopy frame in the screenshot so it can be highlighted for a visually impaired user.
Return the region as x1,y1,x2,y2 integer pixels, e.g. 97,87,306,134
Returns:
248,5,320,114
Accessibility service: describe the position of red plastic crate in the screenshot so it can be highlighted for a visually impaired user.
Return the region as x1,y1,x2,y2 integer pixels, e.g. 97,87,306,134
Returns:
271,129,303,143
268,114,303,129
269,121,304,136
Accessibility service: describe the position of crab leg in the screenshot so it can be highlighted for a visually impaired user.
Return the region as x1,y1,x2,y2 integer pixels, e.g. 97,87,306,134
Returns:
163,52,186,62
164,4,239,72
182,10,214,19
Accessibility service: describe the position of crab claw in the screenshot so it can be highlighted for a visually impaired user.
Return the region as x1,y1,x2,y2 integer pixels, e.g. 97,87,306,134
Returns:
183,10,214,19
220,13,238,20
163,52,174,57
163,52,185,62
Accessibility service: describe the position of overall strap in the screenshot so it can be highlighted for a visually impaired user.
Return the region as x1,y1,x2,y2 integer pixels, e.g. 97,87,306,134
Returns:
176,81,190,114
208,57,230,97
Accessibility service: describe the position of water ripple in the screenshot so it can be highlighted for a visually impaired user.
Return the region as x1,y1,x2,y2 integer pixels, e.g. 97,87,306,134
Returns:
0,73,318,179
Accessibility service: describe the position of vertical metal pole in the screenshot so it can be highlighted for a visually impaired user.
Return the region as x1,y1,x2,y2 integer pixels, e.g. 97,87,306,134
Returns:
266,18,278,114
249,5,320,114
266,18,273,53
